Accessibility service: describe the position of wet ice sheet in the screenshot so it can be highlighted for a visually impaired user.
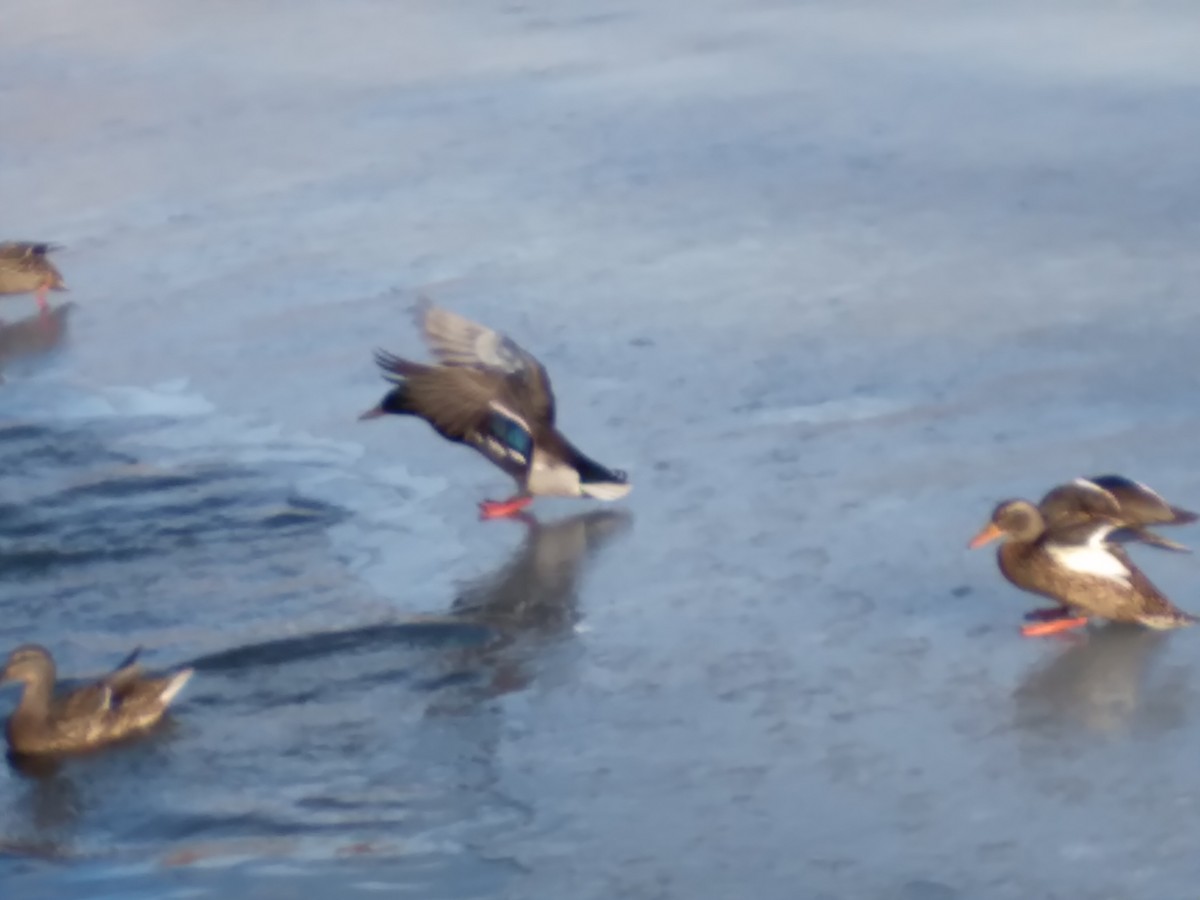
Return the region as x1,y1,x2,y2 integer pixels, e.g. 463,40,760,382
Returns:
4,0,1200,897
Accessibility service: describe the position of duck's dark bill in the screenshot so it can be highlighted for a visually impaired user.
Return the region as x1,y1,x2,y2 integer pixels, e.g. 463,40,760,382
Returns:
358,405,385,420
968,522,1003,549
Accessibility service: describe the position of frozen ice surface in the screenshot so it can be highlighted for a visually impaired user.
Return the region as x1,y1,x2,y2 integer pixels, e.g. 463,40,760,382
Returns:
4,0,1200,897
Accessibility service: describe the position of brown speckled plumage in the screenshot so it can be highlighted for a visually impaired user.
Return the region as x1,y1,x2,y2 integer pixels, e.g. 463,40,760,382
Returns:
2,644,193,756
0,242,66,300
972,497,1197,629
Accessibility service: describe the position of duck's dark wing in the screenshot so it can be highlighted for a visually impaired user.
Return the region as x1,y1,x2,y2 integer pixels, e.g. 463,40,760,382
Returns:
1087,474,1198,526
376,356,536,470
1039,479,1122,525
0,242,60,261
1041,476,1193,553
415,298,556,425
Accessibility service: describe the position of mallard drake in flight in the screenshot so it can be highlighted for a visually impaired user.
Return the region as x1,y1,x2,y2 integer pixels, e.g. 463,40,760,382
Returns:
2,644,193,756
969,496,1197,637
0,243,67,315
360,300,631,519
1038,474,1197,552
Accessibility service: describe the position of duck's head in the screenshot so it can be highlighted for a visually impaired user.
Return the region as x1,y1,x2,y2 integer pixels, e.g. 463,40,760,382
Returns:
0,644,55,685
358,387,407,421
968,499,1044,548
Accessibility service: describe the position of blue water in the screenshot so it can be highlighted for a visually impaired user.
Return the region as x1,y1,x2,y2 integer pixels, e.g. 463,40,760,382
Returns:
0,322,629,895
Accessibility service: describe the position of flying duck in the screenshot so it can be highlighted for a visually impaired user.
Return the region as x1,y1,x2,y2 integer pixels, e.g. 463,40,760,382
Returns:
1038,474,1197,552
2,644,193,756
0,243,67,314
360,299,631,519
969,497,1197,637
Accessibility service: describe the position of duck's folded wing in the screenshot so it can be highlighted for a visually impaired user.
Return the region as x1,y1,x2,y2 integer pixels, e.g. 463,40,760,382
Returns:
415,298,556,424
1104,543,1196,621
57,682,113,719
103,647,147,697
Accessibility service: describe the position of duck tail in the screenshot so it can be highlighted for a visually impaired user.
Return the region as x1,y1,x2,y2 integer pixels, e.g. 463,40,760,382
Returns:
158,668,194,706
567,446,632,501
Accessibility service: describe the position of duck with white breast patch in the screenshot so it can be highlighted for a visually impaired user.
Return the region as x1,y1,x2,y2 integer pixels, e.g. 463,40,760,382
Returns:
360,299,631,520
969,481,1198,637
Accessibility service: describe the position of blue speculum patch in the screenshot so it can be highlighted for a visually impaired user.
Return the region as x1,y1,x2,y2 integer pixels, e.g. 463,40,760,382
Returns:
489,412,532,459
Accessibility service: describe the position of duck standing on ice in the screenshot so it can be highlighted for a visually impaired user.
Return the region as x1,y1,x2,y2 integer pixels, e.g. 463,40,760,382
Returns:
969,475,1197,637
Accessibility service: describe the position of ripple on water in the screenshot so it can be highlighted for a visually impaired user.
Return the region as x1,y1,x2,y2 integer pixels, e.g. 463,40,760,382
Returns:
0,378,629,898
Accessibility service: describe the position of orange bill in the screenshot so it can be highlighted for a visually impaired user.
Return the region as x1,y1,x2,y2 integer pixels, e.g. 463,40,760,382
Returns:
968,522,1003,549
1020,617,1089,638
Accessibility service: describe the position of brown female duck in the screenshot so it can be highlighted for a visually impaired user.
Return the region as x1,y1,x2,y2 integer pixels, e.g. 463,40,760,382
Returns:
1038,474,1197,552
360,299,631,519
969,499,1197,637
2,644,193,756
0,243,67,314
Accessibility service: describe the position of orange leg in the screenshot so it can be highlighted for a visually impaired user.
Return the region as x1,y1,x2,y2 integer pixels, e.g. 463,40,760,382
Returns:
478,496,533,520
35,286,50,316
1021,616,1090,638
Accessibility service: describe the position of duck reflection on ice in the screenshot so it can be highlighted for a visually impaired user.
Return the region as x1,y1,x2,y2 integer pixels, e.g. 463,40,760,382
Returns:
1013,624,1183,737
434,509,632,703
453,510,632,634
183,510,632,701
0,302,74,382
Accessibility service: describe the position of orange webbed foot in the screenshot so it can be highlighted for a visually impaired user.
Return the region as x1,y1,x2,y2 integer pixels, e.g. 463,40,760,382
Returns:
478,496,533,520
1020,617,1090,638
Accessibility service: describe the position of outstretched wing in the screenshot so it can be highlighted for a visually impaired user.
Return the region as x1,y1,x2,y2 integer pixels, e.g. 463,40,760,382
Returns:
1039,478,1122,525
415,298,556,425
404,367,536,471
1088,474,1199,526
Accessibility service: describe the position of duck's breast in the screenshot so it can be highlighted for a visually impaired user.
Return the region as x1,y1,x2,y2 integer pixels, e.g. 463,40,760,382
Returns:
526,449,582,497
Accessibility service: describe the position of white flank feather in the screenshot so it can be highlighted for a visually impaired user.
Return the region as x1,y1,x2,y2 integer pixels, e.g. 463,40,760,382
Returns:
1046,527,1130,585
580,481,633,501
